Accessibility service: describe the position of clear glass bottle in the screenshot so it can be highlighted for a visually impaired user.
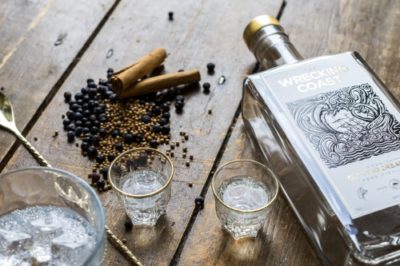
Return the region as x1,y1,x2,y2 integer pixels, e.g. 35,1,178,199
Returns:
242,15,400,265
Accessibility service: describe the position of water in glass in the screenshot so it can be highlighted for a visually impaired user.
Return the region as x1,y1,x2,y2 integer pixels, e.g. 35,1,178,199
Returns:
0,205,96,265
121,170,169,225
216,176,271,239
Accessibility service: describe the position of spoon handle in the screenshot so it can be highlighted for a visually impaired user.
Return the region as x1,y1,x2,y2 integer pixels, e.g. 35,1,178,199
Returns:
105,225,143,266
14,131,52,167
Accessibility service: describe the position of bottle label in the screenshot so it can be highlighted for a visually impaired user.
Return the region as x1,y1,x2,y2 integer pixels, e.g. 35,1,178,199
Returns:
261,53,400,218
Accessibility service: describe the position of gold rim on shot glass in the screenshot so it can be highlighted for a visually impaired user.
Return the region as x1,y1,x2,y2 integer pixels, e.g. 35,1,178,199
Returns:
211,159,279,213
108,147,174,199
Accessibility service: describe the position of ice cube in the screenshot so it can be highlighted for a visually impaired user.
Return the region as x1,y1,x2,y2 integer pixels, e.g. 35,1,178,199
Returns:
0,253,32,266
51,234,90,265
30,217,62,266
31,216,63,239
30,252,52,266
0,228,32,255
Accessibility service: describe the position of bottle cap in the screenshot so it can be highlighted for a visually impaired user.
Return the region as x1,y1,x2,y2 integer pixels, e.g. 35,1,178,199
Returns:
243,15,280,48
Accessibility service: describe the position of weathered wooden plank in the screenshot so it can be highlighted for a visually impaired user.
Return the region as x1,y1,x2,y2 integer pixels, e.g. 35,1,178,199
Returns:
178,118,320,266
281,0,400,94
0,0,49,62
179,0,400,265
0,0,115,164
3,0,282,265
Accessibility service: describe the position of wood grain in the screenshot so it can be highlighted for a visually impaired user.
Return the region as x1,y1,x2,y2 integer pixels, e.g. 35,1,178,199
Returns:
281,0,400,93
0,0,49,63
2,0,282,265
0,0,115,164
178,118,320,266
4,0,398,265
179,0,400,265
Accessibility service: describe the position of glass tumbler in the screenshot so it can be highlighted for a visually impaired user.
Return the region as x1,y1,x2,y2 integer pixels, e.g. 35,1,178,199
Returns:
0,167,105,265
109,148,174,226
212,160,279,239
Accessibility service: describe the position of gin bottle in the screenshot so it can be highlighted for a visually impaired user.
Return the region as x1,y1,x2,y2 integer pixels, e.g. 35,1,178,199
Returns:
242,15,400,265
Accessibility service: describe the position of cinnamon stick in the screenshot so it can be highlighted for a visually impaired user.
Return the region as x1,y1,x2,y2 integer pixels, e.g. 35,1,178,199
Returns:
111,48,167,91
117,69,201,99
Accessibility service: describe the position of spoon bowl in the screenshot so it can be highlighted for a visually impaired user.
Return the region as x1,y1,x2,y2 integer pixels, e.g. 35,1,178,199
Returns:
0,92,50,166
0,92,17,132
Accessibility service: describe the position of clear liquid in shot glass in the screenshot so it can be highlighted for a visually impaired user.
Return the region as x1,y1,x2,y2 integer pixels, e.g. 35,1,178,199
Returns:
217,176,271,238
121,170,170,225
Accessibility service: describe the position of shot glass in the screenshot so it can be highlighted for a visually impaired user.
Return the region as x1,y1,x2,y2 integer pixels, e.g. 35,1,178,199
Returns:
0,167,105,265
109,148,174,226
212,160,279,239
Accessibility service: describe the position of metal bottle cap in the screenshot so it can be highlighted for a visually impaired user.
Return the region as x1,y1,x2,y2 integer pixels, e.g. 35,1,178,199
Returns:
243,15,280,49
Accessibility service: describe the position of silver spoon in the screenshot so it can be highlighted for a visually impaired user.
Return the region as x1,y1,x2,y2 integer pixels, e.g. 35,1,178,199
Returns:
0,92,143,266
0,92,50,166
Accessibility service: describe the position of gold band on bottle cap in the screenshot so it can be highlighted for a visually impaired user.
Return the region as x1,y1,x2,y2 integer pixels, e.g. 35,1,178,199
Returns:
243,15,280,48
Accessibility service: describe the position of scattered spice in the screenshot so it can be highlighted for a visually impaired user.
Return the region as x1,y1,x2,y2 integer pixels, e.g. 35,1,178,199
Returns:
89,173,100,184
202,82,210,94
112,48,167,92
96,180,105,190
66,129,74,139
175,95,185,114
124,219,133,232
61,49,203,194
64,92,72,103
33,137,38,141
168,11,174,21
208,109,212,115
206,62,215,74
195,196,205,209
61,68,193,192
218,75,226,85
111,48,200,99
117,69,200,99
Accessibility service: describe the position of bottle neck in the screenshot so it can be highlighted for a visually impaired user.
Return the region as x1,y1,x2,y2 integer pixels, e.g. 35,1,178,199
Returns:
248,25,303,69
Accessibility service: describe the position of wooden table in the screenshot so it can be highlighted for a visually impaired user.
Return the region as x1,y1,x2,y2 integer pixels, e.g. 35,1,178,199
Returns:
1,0,399,265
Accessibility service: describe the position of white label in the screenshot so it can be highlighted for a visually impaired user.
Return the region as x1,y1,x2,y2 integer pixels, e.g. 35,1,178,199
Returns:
261,53,400,218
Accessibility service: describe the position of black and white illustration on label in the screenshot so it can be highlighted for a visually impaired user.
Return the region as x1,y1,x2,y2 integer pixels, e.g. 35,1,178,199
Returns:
287,83,400,168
